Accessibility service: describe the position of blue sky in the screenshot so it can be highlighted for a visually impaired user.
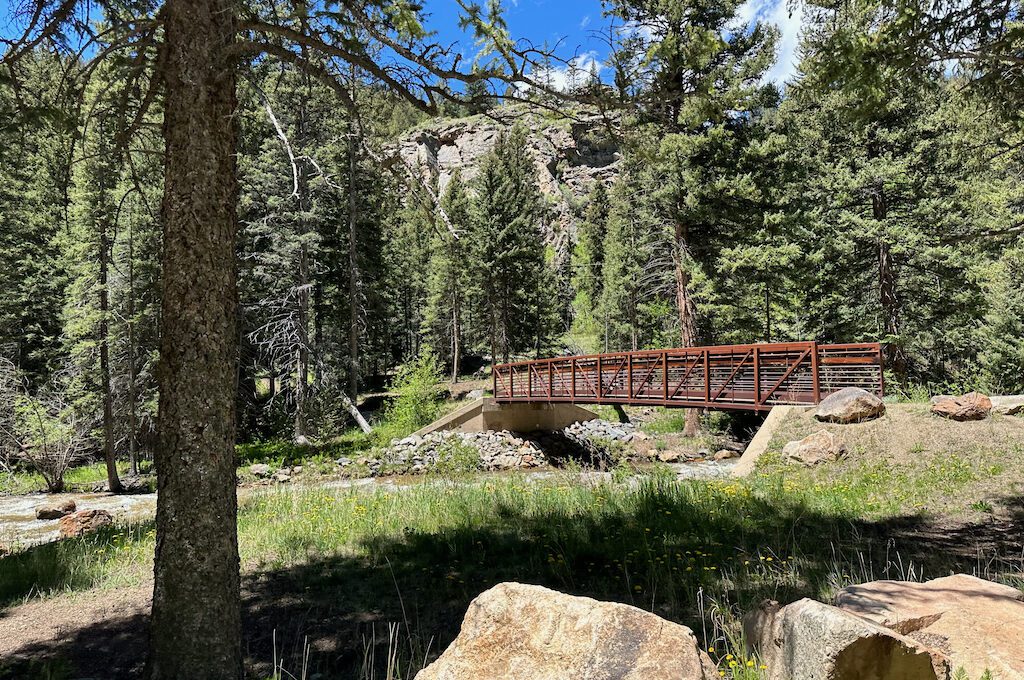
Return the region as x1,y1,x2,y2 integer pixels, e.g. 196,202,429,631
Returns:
0,0,804,85
422,0,804,87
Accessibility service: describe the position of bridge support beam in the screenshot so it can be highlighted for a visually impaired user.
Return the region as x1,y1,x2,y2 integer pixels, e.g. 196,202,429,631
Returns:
414,398,598,437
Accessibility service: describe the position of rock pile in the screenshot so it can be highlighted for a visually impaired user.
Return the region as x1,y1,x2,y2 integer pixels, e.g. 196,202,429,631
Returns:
365,430,547,475
563,418,643,445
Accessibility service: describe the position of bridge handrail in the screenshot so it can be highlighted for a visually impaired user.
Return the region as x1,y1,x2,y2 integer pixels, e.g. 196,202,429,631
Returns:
492,342,883,412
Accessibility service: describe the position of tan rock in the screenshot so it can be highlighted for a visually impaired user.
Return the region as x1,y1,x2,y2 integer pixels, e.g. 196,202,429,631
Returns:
712,450,737,461
836,574,1024,679
990,395,1024,416
745,598,950,680
781,430,846,465
35,498,77,520
931,392,992,421
416,582,716,680
58,509,113,538
815,387,886,424
657,451,683,463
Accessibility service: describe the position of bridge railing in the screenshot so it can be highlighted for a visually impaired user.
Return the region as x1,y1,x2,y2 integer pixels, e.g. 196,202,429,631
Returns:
492,342,883,411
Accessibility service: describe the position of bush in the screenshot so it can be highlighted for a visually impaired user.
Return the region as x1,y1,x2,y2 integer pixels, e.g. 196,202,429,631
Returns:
374,352,444,444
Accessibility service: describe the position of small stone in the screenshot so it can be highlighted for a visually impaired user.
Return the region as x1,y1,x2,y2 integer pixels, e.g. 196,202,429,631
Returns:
782,430,846,466
249,463,272,478
657,451,682,463
58,509,113,539
273,471,291,483
35,499,77,520
712,450,737,461
931,392,993,421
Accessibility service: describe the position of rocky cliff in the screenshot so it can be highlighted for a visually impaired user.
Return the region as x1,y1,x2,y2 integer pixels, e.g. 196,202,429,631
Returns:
397,110,621,261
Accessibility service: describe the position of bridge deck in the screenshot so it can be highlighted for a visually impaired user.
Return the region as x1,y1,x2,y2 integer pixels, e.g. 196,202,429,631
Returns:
493,342,884,412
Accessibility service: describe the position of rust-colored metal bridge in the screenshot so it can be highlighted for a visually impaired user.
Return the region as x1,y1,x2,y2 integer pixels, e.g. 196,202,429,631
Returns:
493,342,884,412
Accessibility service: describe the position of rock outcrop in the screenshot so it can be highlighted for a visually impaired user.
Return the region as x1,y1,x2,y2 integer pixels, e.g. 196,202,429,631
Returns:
58,509,113,538
930,392,992,421
416,582,716,680
836,574,1024,679
814,387,886,424
782,430,847,465
744,598,950,680
398,110,620,263
35,499,76,520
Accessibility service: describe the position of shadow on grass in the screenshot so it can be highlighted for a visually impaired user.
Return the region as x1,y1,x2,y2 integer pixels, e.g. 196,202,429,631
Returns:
1,485,1022,679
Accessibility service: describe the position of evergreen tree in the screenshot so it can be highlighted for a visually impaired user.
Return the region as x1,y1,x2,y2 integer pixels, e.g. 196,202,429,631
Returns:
467,126,557,362
570,182,610,347
423,171,471,381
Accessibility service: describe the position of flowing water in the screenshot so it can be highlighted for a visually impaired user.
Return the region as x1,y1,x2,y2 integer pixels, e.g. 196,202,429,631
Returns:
0,459,737,548
0,491,158,547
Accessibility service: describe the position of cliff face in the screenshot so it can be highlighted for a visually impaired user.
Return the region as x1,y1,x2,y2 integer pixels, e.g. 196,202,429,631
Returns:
398,111,621,261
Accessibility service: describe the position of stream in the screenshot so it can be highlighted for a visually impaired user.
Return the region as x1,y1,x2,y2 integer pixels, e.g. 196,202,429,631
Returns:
0,459,736,549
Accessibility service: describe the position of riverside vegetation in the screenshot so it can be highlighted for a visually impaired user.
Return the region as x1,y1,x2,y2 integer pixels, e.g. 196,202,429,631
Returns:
2,0,1023,676
2,405,1022,678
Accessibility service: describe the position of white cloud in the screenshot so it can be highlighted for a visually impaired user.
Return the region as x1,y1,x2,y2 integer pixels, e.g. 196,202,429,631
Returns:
580,15,591,29
735,0,805,85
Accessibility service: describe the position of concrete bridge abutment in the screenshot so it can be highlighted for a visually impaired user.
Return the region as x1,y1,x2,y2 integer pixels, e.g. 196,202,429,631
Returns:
413,398,598,436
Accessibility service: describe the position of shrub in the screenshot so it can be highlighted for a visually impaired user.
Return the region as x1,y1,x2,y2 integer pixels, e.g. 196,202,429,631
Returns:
375,352,444,444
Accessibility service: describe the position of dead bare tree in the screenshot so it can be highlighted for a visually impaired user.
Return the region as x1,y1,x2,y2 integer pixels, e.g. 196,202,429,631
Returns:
0,359,91,493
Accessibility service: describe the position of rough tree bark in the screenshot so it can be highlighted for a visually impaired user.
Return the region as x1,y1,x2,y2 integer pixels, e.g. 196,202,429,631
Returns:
673,221,701,438
147,0,243,675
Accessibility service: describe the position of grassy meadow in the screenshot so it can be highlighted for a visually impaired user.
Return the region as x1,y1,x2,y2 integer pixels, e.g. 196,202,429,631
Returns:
2,415,1022,679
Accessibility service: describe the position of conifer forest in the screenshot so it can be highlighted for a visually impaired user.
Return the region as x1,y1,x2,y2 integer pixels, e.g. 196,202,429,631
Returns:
0,0,1022,678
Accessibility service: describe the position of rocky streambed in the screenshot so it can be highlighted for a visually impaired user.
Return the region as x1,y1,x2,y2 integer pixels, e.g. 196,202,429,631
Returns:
0,491,157,547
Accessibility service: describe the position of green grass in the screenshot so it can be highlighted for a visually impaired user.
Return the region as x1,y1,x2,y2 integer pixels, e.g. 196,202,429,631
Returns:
3,456,1021,678
0,461,149,496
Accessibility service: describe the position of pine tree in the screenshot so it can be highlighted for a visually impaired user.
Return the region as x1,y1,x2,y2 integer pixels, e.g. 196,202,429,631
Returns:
423,171,471,381
570,182,610,347
467,125,557,363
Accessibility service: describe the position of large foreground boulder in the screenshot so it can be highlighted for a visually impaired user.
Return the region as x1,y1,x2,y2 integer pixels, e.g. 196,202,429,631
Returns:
744,598,949,680
815,387,885,424
58,509,113,538
782,430,846,465
416,582,716,680
837,574,1024,679
930,392,992,421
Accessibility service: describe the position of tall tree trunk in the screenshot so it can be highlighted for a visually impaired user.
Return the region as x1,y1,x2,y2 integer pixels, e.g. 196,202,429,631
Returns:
295,242,310,440
148,0,242,674
126,222,139,476
673,221,700,438
347,129,360,401
451,278,461,384
872,189,906,381
99,218,123,492
764,282,772,343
